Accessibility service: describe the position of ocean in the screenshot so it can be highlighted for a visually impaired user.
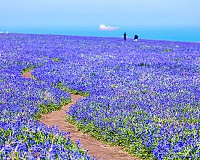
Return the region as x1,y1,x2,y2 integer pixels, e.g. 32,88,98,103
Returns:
1,26,200,42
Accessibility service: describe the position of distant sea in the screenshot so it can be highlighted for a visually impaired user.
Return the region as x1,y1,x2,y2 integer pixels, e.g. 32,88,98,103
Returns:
1,26,200,42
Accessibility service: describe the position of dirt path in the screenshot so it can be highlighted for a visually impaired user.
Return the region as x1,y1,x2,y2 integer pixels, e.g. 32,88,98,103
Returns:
22,70,33,78
22,71,140,160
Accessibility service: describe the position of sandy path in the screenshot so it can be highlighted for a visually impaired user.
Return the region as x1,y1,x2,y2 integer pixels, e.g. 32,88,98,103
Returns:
23,71,140,160
40,94,139,160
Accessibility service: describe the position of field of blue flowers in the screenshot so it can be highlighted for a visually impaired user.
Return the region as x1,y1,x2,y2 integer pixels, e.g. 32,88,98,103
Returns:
0,34,94,159
0,33,199,159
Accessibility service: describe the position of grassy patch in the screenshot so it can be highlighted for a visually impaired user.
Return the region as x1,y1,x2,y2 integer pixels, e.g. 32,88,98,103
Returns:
21,65,36,74
34,98,71,119
165,49,171,52
56,82,90,97
51,58,60,62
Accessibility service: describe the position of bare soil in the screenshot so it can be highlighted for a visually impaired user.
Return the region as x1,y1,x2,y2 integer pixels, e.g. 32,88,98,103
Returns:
22,71,140,160
22,70,33,78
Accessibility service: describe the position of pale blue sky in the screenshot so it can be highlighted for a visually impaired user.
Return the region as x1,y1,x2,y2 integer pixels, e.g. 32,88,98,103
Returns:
1,0,200,29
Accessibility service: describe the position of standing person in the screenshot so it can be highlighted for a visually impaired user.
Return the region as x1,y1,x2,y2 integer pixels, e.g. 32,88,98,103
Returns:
123,32,127,41
134,35,138,42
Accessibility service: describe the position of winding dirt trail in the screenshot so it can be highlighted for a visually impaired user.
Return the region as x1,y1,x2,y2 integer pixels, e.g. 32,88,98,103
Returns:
23,71,140,160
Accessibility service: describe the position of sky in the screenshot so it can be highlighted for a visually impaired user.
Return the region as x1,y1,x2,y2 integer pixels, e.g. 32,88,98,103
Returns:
0,0,200,40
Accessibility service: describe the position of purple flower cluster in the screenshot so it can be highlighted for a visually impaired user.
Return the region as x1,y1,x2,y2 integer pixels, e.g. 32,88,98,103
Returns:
1,33,200,159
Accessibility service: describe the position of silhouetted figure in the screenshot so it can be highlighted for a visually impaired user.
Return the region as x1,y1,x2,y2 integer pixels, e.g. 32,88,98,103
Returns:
123,32,127,41
134,35,138,42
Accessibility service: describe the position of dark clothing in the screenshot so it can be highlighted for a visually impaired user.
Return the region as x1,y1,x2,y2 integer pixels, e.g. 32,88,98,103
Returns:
134,35,138,40
123,33,127,41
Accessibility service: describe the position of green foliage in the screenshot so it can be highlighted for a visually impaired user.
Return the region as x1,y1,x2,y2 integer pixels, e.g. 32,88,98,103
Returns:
21,65,36,74
138,63,148,67
51,58,60,62
165,49,171,52
60,98,71,106
34,98,71,119
66,115,151,159
38,63,43,66
56,82,90,97
0,128,12,138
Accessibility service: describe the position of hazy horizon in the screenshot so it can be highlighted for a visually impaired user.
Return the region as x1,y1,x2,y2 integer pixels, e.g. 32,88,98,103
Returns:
1,0,200,42
1,26,200,42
